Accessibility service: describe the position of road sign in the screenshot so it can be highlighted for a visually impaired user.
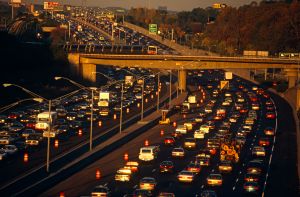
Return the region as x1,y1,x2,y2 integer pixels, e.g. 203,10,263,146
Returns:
149,24,157,35
225,72,232,80
220,81,229,90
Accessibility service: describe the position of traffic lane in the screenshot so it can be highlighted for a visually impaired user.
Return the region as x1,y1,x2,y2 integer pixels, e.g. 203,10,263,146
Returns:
0,85,169,186
39,109,189,196
264,93,298,196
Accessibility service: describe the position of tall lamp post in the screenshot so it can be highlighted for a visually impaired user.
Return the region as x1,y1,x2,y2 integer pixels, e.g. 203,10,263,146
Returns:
55,76,96,151
2,83,52,172
169,70,172,108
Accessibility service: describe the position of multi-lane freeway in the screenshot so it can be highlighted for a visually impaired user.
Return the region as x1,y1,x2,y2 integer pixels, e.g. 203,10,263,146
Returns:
38,70,298,197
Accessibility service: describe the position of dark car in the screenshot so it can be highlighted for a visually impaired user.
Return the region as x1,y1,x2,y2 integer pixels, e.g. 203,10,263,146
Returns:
160,160,174,173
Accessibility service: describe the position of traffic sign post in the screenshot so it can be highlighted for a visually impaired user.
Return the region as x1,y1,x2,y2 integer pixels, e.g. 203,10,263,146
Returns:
149,24,157,35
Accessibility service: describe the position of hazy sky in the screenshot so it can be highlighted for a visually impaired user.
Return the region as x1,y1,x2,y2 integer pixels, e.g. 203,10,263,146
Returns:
30,0,260,11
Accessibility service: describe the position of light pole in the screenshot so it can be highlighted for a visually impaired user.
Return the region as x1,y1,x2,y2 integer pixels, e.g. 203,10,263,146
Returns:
120,83,123,133
68,20,71,40
157,72,160,111
2,83,52,172
92,71,116,84
169,70,172,108
0,98,43,114
141,78,144,121
55,76,96,151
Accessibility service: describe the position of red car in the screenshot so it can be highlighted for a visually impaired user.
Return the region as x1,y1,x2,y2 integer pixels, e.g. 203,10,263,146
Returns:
164,137,175,146
265,112,276,119
263,92,270,99
259,137,271,147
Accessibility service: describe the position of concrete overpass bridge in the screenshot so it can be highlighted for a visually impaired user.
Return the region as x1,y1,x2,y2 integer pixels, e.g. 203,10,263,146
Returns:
68,53,300,91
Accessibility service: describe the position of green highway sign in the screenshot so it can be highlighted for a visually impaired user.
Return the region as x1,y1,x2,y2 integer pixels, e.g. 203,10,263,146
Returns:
149,24,157,34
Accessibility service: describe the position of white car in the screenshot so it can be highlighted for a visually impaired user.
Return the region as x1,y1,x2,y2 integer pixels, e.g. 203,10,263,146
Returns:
194,130,205,139
175,125,187,134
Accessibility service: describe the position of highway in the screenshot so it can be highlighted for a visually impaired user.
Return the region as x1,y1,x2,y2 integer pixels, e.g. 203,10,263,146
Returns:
0,68,179,195
39,70,298,197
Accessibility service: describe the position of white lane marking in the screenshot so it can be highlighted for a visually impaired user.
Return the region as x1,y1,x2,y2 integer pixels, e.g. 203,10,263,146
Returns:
104,183,108,187
262,97,278,196
211,169,215,173
201,185,204,189
233,186,236,190
133,185,138,189
152,169,156,173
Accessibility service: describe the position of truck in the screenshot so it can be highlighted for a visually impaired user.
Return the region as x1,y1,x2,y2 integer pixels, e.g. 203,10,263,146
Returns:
35,112,57,131
98,92,110,116
125,76,134,87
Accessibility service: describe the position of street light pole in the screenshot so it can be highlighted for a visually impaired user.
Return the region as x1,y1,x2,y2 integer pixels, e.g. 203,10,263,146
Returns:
169,70,172,108
120,83,123,133
177,69,179,98
90,89,94,151
157,72,160,111
46,100,51,172
141,78,144,120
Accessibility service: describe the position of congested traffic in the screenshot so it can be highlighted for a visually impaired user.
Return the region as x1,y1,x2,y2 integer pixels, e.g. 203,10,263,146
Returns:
0,66,170,189
81,69,278,196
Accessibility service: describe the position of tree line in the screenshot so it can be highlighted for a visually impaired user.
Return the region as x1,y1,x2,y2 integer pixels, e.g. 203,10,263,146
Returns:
125,0,300,55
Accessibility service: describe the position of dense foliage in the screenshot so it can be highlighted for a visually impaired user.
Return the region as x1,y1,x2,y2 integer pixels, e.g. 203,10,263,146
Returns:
126,0,300,55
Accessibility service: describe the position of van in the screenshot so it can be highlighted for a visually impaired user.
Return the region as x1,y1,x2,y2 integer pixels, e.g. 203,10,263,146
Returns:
138,146,159,161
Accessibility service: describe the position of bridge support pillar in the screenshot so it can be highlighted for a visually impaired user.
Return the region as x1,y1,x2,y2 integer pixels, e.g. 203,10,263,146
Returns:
68,53,80,76
285,69,298,88
178,69,187,92
81,63,96,82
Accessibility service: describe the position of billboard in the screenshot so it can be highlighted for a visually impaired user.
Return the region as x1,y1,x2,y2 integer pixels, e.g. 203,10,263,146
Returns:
11,0,21,3
44,1,60,10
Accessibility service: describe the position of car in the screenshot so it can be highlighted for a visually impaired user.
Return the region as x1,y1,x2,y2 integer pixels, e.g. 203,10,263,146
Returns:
243,181,260,194
206,173,223,186
157,192,175,197
132,189,152,197
171,147,185,158
259,137,271,147
164,136,175,146
90,185,111,197
244,173,260,182
139,177,157,191
25,134,42,146
160,160,174,173
1,144,18,155
9,122,24,132
186,162,201,174
252,146,266,157
115,172,131,182
22,129,36,138
201,190,218,197
194,130,205,139
247,159,264,175
125,161,139,173
264,127,275,136
265,112,276,119
175,125,187,134
171,130,183,139
177,170,195,183
218,160,233,173
184,138,197,149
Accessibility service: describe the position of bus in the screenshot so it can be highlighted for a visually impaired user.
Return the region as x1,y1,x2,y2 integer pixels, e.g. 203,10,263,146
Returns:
147,46,158,55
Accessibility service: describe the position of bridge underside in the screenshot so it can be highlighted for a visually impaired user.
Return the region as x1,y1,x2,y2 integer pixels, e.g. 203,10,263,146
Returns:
68,53,300,90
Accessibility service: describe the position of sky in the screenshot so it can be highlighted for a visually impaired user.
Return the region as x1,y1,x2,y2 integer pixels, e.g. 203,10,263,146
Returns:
26,0,260,11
